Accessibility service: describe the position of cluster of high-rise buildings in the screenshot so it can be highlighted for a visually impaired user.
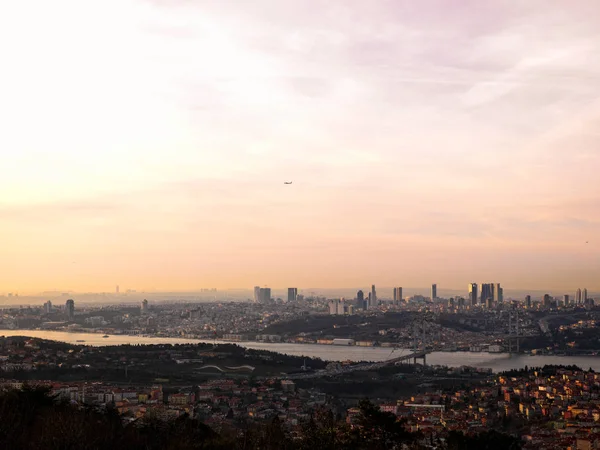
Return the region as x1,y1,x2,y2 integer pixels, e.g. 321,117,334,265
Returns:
575,288,589,305
329,284,406,315
536,288,592,308
287,288,298,302
41,299,76,319
253,287,271,304
330,282,507,313
252,287,300,304
328,298,354,315
467,283,503,307
354,285,382,310
250,282,592,315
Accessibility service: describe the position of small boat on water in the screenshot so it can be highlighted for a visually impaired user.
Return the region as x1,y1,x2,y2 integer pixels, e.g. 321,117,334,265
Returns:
76,340,85,343
102,335,109,338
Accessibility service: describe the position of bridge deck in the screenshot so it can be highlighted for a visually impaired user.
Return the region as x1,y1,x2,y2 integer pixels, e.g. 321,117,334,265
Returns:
388,351,428,364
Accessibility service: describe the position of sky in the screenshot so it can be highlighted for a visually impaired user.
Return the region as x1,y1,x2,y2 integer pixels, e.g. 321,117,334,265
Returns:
1,0,600,294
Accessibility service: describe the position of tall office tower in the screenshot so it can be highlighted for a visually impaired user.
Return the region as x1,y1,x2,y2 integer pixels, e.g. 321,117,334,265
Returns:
287,288,298,302
583,288,588,303
371,285,377,309
525,295,532,308
116,285,119,294
329,299,339,315
494,283,503,303
468,283,478,306
563,294,570,306
253,286,261,303
43,301,52,314
367,292,372,309
65,299,75,320
393,287,403,304
259,288,271,303
576,288,582,304
431,284,437,300
480,283,493,304
141,299,149,314
337,298,346,315
357,290,365,309
543,294,552,308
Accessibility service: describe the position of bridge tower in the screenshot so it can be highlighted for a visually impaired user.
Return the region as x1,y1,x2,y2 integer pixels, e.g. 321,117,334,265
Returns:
508,310,520,354
412,320,431,366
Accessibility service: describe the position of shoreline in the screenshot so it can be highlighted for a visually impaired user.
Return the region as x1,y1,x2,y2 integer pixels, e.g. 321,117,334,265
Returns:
2,328,599,358
3,329,600,374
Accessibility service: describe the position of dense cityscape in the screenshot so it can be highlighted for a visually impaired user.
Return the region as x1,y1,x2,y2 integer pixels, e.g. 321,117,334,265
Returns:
1,284,600,448
1,283,598,356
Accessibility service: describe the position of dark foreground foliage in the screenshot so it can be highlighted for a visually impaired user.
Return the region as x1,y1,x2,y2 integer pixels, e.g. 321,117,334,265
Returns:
446,430,522,450
0,387,520,450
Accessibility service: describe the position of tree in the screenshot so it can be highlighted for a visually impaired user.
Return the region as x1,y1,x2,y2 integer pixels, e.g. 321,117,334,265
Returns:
352,400,415,450
446,430,521,450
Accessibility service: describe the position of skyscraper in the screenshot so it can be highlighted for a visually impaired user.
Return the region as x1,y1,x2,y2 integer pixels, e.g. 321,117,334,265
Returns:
253,286,261,303
287,288,298,302
431,284,437,300
543,294,552,308
259,288,271,303
116,285,119,294
576,288,582,304
337,298,346,315
481,283,493,304
468,283,478,306
329,299,339,315
525,295,532,308
583,288,588,303
563,294,570,306
141,299,148,314
43,301,52,314
357,290,365,310
494,283,503,303
393,287,403,304
370,285,377,309
65,299,75,321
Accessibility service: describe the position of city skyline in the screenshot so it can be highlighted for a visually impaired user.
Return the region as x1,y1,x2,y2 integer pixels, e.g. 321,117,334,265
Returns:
2,1,600,293
2,284,597,301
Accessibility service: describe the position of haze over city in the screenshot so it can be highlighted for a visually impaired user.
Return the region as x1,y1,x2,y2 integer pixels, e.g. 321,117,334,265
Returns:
2,0,600,294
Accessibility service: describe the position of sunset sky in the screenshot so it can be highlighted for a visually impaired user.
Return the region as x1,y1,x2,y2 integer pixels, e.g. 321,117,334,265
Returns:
1,1,600,293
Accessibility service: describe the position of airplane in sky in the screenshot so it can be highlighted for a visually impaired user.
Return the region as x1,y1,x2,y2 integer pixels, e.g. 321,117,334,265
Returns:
284,181,292,185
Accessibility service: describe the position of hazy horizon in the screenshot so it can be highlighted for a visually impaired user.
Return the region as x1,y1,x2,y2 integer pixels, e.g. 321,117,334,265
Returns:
2,1,600,293
2,286,597,302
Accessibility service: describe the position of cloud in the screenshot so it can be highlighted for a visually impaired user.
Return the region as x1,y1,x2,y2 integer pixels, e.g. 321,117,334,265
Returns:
0,199,124,221
2,0,600,290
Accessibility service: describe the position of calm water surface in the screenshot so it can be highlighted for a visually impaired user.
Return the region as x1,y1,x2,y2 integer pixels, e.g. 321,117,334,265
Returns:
2,329,599,372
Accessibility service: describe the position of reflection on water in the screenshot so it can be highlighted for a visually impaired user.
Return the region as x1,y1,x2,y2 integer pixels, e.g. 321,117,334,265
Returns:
1,329,598,372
